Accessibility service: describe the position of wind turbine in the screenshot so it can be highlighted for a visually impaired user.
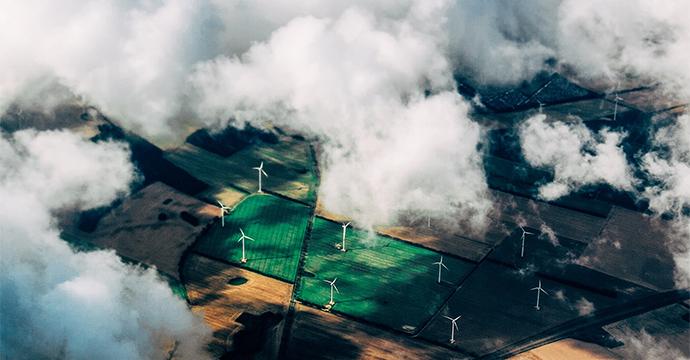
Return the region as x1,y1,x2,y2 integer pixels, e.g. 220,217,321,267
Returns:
252,161,268,193
443,315,461,344
530,280,549,310
339,222,351,252
433,256,449,284
325,278,339,305
217,200,231,227
519,226,534,258
612,82,624,122
237,228,255,263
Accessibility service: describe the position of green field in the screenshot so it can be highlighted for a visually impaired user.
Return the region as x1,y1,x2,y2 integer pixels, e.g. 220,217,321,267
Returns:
297,217,476,332
164,138,318,204
194,194,311,282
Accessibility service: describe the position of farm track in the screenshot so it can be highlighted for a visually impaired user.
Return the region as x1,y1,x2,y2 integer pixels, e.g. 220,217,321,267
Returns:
278,143,320,360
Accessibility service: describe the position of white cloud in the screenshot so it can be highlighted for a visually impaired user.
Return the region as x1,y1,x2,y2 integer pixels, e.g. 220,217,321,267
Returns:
616,330,688,360
0,0,220,137
447,0,560,85
190,2,492,229
575,297,595,316
519,114,636,200
0,130,211,359
642,115,690,288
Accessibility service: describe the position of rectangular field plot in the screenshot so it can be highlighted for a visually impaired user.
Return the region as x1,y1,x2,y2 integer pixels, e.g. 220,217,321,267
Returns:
296,217,476,332
194,194,311,282
165,137,318,204
182,254,293,357
418,261,640,357
286,304,466,360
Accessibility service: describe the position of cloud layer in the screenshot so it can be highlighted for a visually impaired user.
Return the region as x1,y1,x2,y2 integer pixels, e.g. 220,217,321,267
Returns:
641,115,690,287
0,130,211,359
191,1,491,229
519,114,636,200
1,1,689,358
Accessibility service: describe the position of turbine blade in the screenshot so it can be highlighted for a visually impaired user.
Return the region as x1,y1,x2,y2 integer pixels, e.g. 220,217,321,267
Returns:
454,315,462,321
442,316,453,321
333,284,339,293
441,263,449,270
245,236,255,241
530,287,539,291
453,322,459,330
261,169,268,177
217,200,224,207
240,228,245,236
541,289,549,295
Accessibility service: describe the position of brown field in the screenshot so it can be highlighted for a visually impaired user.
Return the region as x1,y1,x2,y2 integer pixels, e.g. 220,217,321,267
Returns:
510,339,619,360
543,98,624,122
85,181,217,279
1,103,102,133
376,225,492,263
182,254,293,357
315,198,351,223
616,88,687,113
491,190,607,244
604,304,690,359
567,75,653,95
515,303,690,360
578,206,676,290
472,98,624,130
200,186,248,211
285,304,467,360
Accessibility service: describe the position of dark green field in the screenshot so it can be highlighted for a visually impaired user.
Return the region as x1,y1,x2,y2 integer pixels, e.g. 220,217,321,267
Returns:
194,194,311,282
164,138,318,204
297,217,476,332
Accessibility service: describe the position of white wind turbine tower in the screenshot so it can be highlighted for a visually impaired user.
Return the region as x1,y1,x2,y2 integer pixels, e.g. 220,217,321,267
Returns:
237,228,255,263
325,278,339,305
339,222,351,252
530,280,549,310
519,226,534,258
443,315,461,344
433,256,449,284
252,161,268,193
217,200,231,227
612,82,624,122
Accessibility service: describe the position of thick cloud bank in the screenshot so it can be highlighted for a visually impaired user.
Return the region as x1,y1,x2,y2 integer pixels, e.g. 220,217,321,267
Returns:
0,130,211,359
519,114,635,200
191,1,491,229
449,0,690,94
0,0,219,137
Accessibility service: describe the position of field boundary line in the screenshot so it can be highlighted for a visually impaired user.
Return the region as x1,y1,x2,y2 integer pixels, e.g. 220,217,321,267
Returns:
278,143,319,359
